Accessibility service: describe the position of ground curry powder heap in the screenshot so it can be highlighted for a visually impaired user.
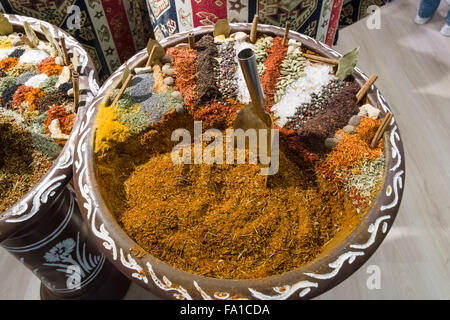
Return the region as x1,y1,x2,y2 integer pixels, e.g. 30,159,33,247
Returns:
117,145,361,280
93,34,386,281
95,106,380,280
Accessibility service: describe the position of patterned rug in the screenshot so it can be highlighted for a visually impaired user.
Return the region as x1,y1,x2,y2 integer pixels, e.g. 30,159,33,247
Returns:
338,0,388,28
0,1,388,82
145,0,344,47
0,0,153,83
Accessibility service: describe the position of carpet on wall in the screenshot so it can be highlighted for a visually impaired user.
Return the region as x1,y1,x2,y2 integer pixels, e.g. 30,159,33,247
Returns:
338,0,388,28
0,0,389,82
0,0,153,83
145,0,344,47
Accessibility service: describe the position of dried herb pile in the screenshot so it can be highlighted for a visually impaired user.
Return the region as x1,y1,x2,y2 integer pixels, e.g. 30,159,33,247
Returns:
0,115,53,212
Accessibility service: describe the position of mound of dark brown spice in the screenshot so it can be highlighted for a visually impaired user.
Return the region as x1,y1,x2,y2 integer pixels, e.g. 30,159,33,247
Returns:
37,91,71,113
195,35,221,105
298,82,360,154
0,115,53,212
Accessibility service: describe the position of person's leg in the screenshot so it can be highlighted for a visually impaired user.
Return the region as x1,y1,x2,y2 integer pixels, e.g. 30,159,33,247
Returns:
418,0,441,17
415,0,441,24
440,9,450,35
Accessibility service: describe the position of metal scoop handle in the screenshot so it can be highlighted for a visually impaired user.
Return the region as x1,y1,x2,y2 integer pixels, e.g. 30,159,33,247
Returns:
238,48,266,113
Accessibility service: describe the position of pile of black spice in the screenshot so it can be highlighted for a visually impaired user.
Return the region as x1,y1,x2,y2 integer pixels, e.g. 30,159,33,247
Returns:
195,35,221,105
297,81,361,154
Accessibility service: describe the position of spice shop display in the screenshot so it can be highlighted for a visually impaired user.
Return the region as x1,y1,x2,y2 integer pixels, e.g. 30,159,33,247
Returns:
73,22,405,300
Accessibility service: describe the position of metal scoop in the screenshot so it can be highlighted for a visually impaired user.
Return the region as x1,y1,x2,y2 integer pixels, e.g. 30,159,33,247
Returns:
234,48,274,161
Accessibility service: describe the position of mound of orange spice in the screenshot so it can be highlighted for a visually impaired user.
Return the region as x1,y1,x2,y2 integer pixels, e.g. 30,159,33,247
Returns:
12,85,45,111
95,112,384,280
37,57,63,76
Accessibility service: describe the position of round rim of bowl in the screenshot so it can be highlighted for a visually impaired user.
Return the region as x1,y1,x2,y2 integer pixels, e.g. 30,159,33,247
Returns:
0,14,99,239
73,23,405,300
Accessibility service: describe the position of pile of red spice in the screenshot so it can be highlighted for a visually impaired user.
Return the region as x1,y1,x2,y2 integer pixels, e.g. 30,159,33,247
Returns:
12,85,45,111
278,126,319,167
166,46,198,111
37,57,63,76
315,117,382,181
44,105,76,135
193,102,241,130
356,116,381,145
260,37,287,110
0,57,19,72
12,85,34,107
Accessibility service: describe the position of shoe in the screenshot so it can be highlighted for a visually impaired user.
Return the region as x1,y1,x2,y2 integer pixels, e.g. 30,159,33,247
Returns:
441,23,450,36
414,15,432,25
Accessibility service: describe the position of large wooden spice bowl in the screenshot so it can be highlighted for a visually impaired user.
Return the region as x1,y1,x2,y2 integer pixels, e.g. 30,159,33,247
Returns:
73,24,405,300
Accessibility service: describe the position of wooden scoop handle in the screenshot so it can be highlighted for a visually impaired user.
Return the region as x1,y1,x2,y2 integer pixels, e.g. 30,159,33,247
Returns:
356,74,378,103
302,53,339,65
188,33,195,49
72,71,80,113
283,21,290,46
20,34,35,48
250,15,258,43
145,46,157,67
370,112,392,149
60,37,70,66
110,73,133,107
